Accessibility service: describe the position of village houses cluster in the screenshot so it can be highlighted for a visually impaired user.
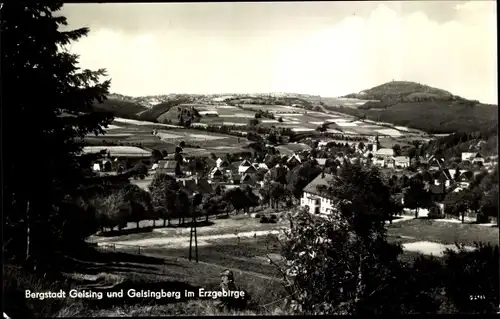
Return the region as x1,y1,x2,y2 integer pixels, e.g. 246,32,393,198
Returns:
86,136,497,219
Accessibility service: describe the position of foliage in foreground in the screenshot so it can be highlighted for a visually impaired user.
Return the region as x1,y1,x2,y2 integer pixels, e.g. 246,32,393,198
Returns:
272,164,499,315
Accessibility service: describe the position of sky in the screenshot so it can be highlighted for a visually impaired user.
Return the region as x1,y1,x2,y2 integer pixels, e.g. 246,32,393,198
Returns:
61,1,497,104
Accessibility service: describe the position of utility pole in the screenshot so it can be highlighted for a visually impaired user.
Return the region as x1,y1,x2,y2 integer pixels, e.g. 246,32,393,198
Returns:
189,192,199,263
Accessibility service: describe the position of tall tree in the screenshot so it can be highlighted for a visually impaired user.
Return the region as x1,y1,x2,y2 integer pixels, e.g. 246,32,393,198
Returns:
3,3,113,266
149,173,178,226
403,179,431,219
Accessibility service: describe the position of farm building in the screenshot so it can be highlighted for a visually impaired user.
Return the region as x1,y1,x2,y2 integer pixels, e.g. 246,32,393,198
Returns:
300,173,335,215
209,167,224,181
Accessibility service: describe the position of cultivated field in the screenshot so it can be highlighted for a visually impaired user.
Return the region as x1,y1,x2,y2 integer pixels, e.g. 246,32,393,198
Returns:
188,102,428,138
85,118,249,155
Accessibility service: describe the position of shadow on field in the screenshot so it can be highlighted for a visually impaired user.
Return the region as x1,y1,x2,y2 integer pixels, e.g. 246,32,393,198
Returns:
60,246,168,271
165,220,215,228
97,220,215,237
98,226,156,237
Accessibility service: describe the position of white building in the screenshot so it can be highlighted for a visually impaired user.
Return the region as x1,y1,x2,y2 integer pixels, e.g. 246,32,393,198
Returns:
393,156,410,168
461,152,484,165
300,173,335,215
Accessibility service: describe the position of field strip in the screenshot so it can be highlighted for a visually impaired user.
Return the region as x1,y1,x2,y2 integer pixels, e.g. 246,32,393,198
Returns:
99,230,283,249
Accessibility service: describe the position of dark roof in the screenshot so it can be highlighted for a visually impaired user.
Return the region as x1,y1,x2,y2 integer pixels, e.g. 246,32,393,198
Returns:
243,165,257,173
158,160,177,170
210,167,223,176
303,173,335,196
178,178,213,195
459,171,474,181
240,159,252,167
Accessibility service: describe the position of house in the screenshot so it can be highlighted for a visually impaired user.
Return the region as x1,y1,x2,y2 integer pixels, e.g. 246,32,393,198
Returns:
156,160,180,176
208,167,224,182
375,148,395,158
461,152,480,162
238,159,252,174
178,178,214,198
300,173,336,215
216,157,230,168
240,164,257,175
432,170,452,188
457,171,474,188
393,156,410,168
91,159,113,172
287,154,302,167
240,173,255,185
471,153,485,165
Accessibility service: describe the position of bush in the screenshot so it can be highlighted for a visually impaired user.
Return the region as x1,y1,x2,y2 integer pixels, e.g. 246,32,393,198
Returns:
270,214,277,220
259,216,269,223
254,213,261,219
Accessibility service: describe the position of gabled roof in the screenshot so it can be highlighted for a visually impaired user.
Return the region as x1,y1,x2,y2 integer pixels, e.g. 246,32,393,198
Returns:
209,167,223,176
243,165,257,174
459,171,474,181
216,157,230,167
303,173,335,197
239,159,252,167
179,178,213,195
287,154,302,163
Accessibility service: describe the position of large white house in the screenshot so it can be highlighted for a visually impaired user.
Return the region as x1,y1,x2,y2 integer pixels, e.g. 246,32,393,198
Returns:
300,173,335,215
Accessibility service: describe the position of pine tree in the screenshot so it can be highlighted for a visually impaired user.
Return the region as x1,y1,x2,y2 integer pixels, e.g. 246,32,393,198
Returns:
2,2,113,266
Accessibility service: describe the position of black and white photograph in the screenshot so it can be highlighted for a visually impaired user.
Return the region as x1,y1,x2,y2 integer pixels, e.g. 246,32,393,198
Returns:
2,1,499,317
